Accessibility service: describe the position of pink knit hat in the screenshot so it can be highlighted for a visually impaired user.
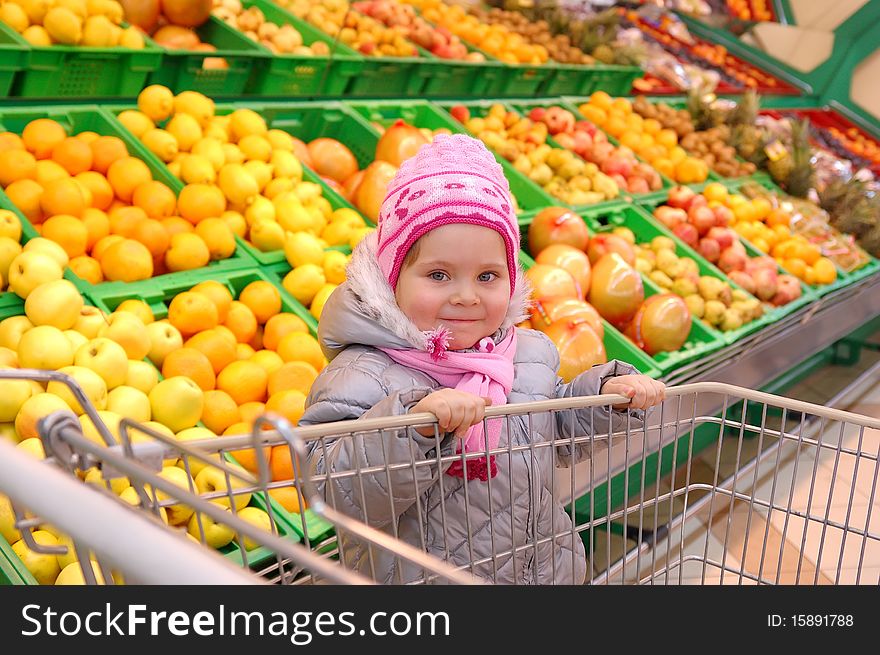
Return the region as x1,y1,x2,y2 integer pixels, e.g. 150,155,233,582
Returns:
375,133,520,296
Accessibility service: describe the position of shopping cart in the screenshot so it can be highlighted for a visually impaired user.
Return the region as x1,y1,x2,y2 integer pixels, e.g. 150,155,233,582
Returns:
1,369,878,585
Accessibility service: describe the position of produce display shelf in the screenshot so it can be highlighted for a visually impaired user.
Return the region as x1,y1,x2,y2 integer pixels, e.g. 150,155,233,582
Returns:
147,15,269,97
85,266,335,548
0,21,29,98
541,62,643,99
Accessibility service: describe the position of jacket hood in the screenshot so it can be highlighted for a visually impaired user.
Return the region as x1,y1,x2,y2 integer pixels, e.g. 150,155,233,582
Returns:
318,231,532,361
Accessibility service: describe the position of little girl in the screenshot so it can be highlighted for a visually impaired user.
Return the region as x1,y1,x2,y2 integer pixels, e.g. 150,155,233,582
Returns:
298,134,665,584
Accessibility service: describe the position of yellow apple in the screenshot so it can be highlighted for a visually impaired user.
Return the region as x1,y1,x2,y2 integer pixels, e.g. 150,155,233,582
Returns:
23,237,69,269
17,325,74,370
12,530,62,584
149,377,203,433
0,493,21,543
7,251,64,299
15,394,69,441
0,210,20,241
174,427,220,477
0,422,17,443
146,320,183,367
187,508,235,549
0,370,32,422
78,410,122,445
0,236,22,285
46,365,108,415
55,560,106,585
194,463,252,510
63,330,88,353
0,315,32,351
98,312,150,360
106,385,151,422
54,532,79,570
74,337,128,389
234,506,272,551
83,466,130,496
72,306,108,339
146,466,197,526
118,486,169,524
16,437,45,459
24,279,83,330
0,346,17,367
125,360,158,394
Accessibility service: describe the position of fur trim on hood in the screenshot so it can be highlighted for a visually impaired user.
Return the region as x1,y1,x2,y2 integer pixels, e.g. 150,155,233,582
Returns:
317,231,532,361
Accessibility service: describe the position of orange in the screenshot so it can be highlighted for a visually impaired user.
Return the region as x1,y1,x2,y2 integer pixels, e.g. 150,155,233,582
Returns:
268,361,318,397
765,209,790,228
248,324,263,351
40,177,87,218
751,197,772,221
223,301,258,344
190,280,233,323
4,179,44,224
185,329,237,374
238,280,281,324
213,324,237,345
277,332,325,371
81,208,110,250
107,157,152,203
162,347,216,391
168,291,219,337
812,257,837,285
92,234,125,261
51,137,93,175
267,486,305,513
611,98,632,115
131,218,170,259
217,360,268,405
194,217,236,261
702,182,728,204
265,389,306,425
75,131,99,144
656,129,678,150
237,401,266,426
642,118,662,135
177,183,227,224
589,91,613,110
108,205,148,237
262,313,308,351
164,232,210,272
132,180,177,219
219,210,246,238
89,136,129,175
116,299,154,324
782,257,807,280
69,255,103,284
651,158,674,179
268,444,300,482
604,117,626,139
100,238,154,282
236,343,255,360
21,118,67,159
161,215,194,237
75,171,114,210
33,159,69,187
0,149,37,186
41,214,89,257
225,430,270,474
249,349,283,375
0,132,24,152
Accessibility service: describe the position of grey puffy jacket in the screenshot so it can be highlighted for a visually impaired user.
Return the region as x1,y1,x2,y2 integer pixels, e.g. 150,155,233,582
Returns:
298,234,643,584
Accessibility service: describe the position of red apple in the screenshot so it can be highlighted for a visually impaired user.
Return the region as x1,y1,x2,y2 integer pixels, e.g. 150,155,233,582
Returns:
713,205,733,227
554,132,576,150
689,206,717,235
449,105,470,123
771,275,802,306
529,107,547,123
653,206,687,229
602,156,634,179
752,267,779,301
528,207,590,255
727,270,756,295
706,226,735,250
698,238,721,263
717,247,748,273
672,222,700,248
586,233,636,266
667,185,696,210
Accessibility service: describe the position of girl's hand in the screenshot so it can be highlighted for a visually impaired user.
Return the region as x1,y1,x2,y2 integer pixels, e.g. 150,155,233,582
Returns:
601,375,666,410
410,389,492,438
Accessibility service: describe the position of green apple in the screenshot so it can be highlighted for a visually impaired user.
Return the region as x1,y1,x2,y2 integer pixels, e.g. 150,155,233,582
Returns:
187,508,235,549
235,506,272,551
23,237,69,269
74,337,128,389
0,370,32,422
174,427,221,478
0,237,22,285
194,462,252,510
83,466,130,496
106,385,151,422
12,530,61,584
6,251,64,299
98,312,150,361
149,377,203,433
147,466,197,526
24,279,83,330
0,315,33,351
15,394,69,441
78,410,122,445
0,493,21,543
72,306,108,339
47,365,108,415
63,330,88,353
119,485,169,524
146,320,183,368
17,325,74,370
125,360,158,394
55,560,106,585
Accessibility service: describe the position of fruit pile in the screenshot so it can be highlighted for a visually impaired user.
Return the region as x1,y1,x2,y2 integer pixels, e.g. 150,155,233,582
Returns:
726,0,774,21
212,0,329,55
578,92,709,185
0,0,145,48
417,0,549,64
0,115,236,284
523,207,693,361
631,96,755,178
451,104,619,206
525,105,663,196
649,184,806,304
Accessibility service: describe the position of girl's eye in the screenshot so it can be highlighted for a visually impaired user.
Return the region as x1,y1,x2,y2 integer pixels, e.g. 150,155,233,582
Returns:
429,271,448,281
478,272,497,282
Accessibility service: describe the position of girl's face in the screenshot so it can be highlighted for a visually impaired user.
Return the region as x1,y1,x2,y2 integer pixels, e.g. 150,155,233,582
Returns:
395,224,511,350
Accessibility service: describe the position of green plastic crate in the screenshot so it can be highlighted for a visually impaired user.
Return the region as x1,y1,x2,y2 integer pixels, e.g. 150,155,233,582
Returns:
241,0,363,97
4,21,161,98
0,21,28,97
148,15,269,96
540,62,642,98
419,45,508,99
517,249,662,379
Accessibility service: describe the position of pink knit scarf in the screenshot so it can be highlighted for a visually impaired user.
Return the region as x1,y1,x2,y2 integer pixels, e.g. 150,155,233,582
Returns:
379,328,517,481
